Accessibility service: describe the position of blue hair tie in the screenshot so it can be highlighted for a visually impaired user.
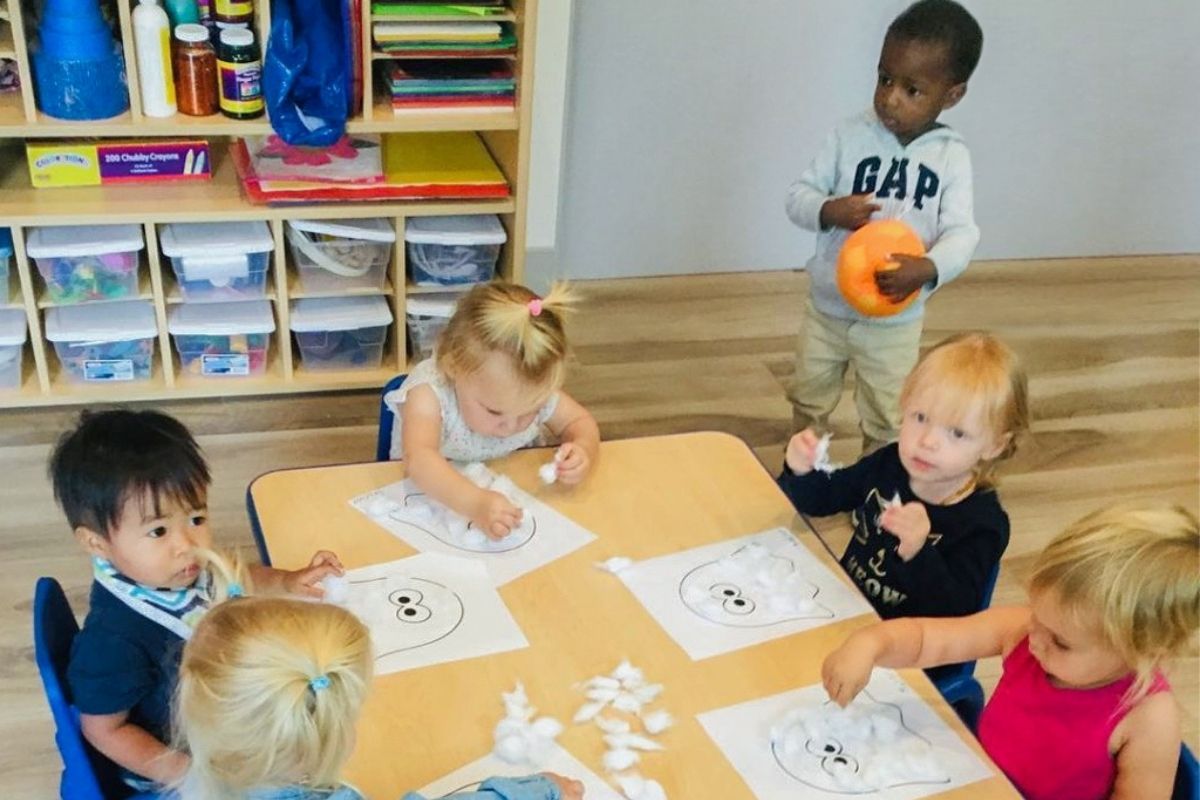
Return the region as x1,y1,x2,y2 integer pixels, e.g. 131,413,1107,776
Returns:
227,583,244,598
309,675,331,692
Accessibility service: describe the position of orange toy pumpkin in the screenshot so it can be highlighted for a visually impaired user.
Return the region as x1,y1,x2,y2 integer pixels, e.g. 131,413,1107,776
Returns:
836,219,926,317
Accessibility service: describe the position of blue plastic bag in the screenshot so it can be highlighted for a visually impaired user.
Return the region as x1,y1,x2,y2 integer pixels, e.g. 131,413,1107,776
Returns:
263,0,351,146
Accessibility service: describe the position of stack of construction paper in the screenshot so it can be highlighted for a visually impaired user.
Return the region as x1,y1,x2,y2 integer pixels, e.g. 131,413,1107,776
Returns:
387,59,514,114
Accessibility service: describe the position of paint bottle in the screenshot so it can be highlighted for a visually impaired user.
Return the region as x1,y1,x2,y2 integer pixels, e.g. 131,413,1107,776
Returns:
174,24,218,116
213,0,253,25
163,0,199,28
132,0,177,118
216,26,263,119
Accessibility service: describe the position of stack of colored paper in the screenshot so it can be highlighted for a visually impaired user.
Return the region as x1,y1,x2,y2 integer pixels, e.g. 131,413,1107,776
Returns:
232,132,510,204
371,1,507,17
373,21,516,56
388,59,514,114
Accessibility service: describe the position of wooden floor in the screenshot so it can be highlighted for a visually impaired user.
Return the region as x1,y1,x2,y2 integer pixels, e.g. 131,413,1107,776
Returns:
1,255,1196,795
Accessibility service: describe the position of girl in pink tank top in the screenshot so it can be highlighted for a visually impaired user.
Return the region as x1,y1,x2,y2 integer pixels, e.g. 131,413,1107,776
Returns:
822,503,1199,800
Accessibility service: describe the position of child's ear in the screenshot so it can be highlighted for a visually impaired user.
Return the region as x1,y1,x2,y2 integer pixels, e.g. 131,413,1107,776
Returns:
75,526,111,559
983,431,1011,462
942,82,967,111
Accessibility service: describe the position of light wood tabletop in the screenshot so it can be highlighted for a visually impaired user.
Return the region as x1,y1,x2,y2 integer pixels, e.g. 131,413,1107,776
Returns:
248,431,1017,799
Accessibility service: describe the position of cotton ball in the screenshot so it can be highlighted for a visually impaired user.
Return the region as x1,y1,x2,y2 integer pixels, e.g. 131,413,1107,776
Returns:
632,683,663,704
538,461,558,484
490,475,519,499
319,575,350,605
682,585,710,604
461,462,492,486
494,734,528,764
463,528,488,548
586,686,620,703
595,556,634,574
367,495,400,517
531,716,563,739
445,515,470,539
605,733,663,752
603,748,640,773
641,710,674,735
612,692,643,714
587,675,622,690
611,660,644,686
574,702,607,723
495,718,530,739
595,715,631,734
870,712,899,741
639,779,666,800
615,773,646,800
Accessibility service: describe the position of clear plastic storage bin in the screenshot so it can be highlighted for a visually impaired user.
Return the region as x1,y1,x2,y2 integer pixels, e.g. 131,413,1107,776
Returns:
160,221,274,302
0,307,27,390
290,296,393,371
405,294,459,362
0,229,12,298
26,224,144,305
286,218,395,293
168,300,275,378
44,301,157,382
405,215,506,287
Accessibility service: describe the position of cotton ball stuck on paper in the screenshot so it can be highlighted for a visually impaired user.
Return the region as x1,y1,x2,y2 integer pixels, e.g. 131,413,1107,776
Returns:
366,495,400,517
319,575,350,605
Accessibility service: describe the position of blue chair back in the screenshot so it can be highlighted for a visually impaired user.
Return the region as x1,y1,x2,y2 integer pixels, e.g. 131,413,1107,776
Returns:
1176,743,1198,800
936,562,1001,685
376,373,407,461
33,577,144,799
932,562,1001,730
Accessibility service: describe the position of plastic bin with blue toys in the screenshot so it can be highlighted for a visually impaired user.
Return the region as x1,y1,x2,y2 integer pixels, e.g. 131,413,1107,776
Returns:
168,300,275,378
44,301,157,382
0,307,27,390
26,224,144,305
160,221,274,302
405,214,506,287
290,296,393,371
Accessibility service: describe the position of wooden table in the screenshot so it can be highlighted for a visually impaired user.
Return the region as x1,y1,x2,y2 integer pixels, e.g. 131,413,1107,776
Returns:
248,432,1016,799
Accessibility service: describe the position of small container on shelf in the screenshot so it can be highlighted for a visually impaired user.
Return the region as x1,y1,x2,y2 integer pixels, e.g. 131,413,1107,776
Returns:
290,296,393,372
0,308,28,390
160,221,274,302
44,301,158,383
405,293,459,362
168,300,274,378
26,224,145,305
405,215,506,287
286,218,395,294
0,229,12,297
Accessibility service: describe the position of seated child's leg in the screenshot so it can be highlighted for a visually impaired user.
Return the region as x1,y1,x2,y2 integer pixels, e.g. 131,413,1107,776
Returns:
848,316,922,453
788,299,852,435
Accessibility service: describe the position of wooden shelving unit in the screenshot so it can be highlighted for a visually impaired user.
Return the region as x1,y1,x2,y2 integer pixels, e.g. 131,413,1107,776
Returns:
0,0,536,408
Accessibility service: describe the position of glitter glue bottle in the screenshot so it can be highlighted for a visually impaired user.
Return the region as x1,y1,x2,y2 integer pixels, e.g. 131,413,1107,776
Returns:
216,26,263,119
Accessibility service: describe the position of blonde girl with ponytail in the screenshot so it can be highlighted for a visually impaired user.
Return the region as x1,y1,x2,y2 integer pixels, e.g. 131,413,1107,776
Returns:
385,281,600,539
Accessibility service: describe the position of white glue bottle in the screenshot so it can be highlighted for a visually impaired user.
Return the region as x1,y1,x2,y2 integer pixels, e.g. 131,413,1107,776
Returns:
132,0,177,117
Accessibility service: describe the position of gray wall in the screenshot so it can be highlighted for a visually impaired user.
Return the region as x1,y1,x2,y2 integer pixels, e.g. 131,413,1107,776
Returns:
548,1,1200,280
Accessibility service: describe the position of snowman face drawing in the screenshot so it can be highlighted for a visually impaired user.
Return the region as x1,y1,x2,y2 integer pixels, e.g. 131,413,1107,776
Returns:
771,693,949,793
678,543,830,627
349,575,464,658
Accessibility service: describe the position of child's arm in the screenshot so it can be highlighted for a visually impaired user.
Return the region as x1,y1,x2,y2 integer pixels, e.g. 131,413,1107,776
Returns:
79,711,189,784
1109,692,1181,800
249,550,344,598
777,435,888,517
786,127,880,232
543,391,599,485
401,772,582,800
402,383,521,539
822,606,1030,707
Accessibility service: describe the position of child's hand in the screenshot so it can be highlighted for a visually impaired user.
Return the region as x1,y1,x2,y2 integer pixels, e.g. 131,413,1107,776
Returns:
822,634,878,707
820,193,881,230
283,550,345,598
554,442,590,485
875,254,936,302
880,501,931,561
474,490,523,540
542,772,585,799
785,428,822,475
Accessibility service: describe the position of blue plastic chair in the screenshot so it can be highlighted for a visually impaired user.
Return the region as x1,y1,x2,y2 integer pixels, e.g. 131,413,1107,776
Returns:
933,562,1001,730
376,373,407,461
1176,743,1198,800
33,577,159,800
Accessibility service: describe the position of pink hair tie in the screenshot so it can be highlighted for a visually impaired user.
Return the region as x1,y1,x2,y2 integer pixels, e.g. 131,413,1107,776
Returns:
528,298,543,316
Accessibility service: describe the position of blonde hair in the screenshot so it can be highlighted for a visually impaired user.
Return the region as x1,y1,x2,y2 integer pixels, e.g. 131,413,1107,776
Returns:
175,597,373,800
436,281,577,392
899,331,1029,487
194,546,253,603
1030,503,1200,703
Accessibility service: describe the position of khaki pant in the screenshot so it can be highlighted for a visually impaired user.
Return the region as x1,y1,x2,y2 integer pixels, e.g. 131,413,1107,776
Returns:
787,298,922,453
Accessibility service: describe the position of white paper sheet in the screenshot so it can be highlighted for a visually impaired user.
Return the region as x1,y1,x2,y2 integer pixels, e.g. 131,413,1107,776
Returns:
617,527,873,660
351,466,597,587
417,742,624,800
335,553,527,676
697,670,993,799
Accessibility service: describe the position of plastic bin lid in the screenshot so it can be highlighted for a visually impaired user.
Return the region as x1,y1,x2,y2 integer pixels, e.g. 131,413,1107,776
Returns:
44,301,158,342
289,295,393,332
26,224,145,258
405,293,461,319
168,300,276,336
0,307,27,346
405,215,507,246
160,221,274,257
0,228,12,258
288,218,396,243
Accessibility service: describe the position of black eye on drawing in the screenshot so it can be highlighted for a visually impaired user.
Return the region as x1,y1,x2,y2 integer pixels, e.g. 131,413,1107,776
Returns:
708,583,756,616
388,589,432,623
710,582,741,599
821,752,860,775
806,737,843,757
